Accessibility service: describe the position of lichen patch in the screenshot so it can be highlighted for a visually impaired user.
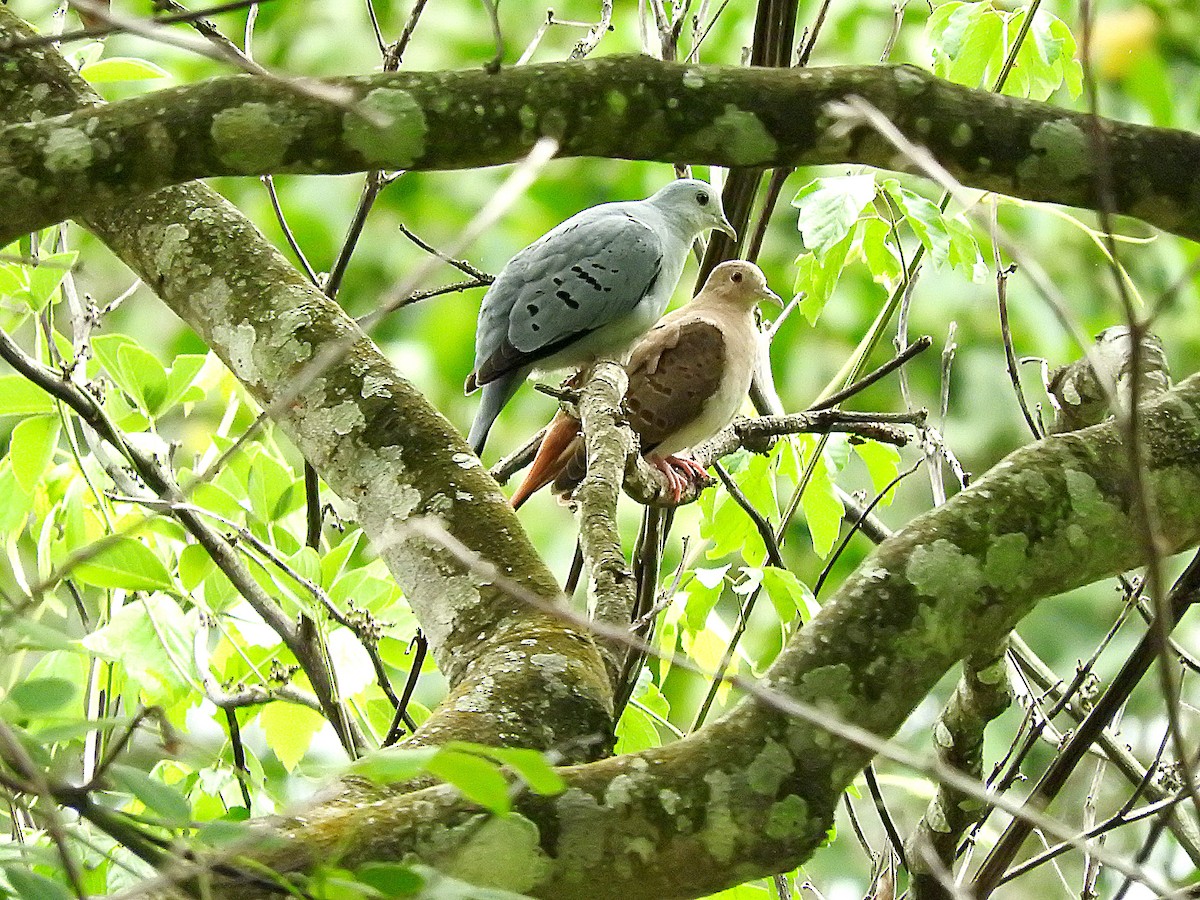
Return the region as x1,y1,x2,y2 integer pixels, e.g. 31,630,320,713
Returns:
683,104,778,166
43,126,92,173
211,102,293,172
344,88,427,167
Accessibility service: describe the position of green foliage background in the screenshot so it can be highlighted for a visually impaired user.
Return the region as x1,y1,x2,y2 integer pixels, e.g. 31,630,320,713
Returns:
3,0,1200,896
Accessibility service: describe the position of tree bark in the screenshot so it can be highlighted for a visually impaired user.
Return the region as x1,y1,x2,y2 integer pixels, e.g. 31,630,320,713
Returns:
2,53,1200,244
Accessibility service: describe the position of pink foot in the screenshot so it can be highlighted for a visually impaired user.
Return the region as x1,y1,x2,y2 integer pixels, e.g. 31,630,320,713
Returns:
665,454,709,481
649,454,708,503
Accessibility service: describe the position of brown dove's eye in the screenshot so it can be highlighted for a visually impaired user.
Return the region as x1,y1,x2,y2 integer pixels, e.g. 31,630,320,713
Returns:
697,191,710,206
731,271,743,282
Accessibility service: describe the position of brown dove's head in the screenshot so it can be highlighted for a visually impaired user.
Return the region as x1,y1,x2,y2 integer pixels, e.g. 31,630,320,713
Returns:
701,260,783,309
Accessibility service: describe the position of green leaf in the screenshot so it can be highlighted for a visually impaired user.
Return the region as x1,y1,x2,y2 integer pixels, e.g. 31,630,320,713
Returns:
932,2,1004,88
945,217,984,277
247,449,302,523
0,259,29,298
321,529,363,587
796,226,854,326
3,866,74,900
469,745,566,796
163,354,208,409
706,882,774,898
8,415,60,494
614,702,661,754
761,568,820,624
682,566,727,632
178,542,215,591
893,188,951,265
799,447,844,558
117,342,170,415
260,702,327,772
0,376,54,416
81,594,194,705
791,175,877,254
682,627,735,705
32,716,134,744
0,461,35,538
108,763,192,826
8,676,76,715
79,56,170,83
426,749,511,815
25,251,77,312
351,747,440,785
854,440,902,503
330,567,405,614
857,216,903,285
73,535,173,591
9,618,83,653
191,481,247,523
355,863,424,897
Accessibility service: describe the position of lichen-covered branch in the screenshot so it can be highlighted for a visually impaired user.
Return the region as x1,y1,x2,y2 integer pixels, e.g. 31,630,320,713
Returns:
906,647,1012,899
191,373,1200,900
573,361,637,683
0,7,612,759
3,54,1200,244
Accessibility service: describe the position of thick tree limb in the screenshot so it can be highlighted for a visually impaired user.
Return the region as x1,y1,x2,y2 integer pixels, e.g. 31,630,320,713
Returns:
0,7,613,759
3,56,1200,244
195,375,1200,900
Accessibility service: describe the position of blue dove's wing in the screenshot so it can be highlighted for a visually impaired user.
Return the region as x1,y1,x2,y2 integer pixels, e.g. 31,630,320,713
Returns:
469,209,665,388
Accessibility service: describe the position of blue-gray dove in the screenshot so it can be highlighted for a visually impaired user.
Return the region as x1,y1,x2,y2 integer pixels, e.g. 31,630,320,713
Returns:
465,179,735,455
509,261,782,507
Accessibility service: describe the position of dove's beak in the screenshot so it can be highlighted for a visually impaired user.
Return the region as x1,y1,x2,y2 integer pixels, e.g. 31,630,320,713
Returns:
716,216,737,240
760,286,784,307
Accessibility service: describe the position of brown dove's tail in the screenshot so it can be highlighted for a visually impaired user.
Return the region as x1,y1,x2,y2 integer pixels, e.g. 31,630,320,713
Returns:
510,412,584,509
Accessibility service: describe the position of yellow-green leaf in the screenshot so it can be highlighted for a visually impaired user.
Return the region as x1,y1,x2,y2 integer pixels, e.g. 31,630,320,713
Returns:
80,56,170,83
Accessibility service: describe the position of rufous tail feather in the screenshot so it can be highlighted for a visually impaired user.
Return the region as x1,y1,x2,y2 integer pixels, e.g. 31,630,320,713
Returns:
510,412,583,509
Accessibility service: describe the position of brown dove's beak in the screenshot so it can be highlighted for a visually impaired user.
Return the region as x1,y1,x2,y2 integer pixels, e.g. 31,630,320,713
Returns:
761,286,784,307
716,216,737,240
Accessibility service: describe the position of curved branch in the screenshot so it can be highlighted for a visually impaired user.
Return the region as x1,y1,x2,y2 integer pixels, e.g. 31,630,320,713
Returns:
190,373,1200,900
2,56,1200,243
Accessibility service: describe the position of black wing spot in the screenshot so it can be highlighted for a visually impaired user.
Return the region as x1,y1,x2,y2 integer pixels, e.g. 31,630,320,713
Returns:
527,303,539,315
570,264,604,291
552,277,564,286
531,323,540,332
556,290,580,309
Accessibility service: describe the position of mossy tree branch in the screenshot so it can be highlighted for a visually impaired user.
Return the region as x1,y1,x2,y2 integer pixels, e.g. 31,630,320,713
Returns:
194,374,1200,900
3,55,1200,244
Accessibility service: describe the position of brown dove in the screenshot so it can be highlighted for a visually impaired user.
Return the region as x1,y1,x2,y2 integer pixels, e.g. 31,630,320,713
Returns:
509,260,782,507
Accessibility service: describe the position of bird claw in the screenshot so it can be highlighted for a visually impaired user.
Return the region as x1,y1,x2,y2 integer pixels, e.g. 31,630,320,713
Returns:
651,455,709,504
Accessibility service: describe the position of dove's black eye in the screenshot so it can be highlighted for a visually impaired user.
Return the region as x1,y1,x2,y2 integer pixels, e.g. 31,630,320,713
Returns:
731,271,743,283
696,191,710,207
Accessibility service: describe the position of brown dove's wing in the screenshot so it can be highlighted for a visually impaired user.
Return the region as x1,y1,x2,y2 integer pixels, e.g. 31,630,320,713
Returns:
550,320,726,500
625,320,726,452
